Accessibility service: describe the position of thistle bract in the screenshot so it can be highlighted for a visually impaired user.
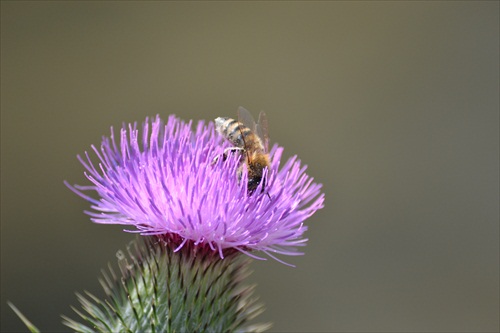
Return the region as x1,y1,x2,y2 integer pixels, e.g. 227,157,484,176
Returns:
66,114,324,263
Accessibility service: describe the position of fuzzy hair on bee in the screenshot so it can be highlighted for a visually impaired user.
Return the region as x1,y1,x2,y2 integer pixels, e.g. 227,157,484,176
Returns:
215,107,270,194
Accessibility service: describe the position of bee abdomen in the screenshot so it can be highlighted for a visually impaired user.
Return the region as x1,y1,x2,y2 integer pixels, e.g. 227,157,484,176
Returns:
215,117,263,151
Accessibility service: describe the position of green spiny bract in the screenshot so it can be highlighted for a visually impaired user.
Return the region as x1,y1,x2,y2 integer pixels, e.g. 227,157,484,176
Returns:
62,237,271,333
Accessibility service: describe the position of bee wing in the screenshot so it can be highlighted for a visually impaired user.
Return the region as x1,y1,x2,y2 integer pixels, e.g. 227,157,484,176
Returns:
237,106,257,132
256,111,270,153
237,106,270,152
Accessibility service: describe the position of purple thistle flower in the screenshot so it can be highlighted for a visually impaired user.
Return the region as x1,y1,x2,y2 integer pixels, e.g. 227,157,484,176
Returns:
65,114,324,264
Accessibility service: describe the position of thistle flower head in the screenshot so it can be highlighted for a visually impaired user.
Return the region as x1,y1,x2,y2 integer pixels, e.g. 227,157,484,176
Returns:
66,114,324,264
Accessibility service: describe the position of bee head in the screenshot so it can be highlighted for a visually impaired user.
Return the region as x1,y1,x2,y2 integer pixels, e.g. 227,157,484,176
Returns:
247,174,264,194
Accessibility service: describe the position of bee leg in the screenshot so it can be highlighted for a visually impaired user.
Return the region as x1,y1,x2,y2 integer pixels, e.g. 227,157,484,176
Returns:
212,147,244,165
211,154,222,165
223,147,244,155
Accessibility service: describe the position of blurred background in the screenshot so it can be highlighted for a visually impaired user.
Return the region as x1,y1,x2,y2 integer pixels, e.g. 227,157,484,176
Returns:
1,2,498,332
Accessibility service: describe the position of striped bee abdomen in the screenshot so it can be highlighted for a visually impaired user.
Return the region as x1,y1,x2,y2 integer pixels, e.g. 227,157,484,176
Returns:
215,117,264,152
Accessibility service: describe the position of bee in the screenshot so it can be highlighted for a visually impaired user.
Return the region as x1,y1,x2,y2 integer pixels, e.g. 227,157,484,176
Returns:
215,107,270,194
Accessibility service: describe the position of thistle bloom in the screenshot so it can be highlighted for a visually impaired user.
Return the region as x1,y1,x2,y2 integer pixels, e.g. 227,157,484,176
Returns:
66,115,324,264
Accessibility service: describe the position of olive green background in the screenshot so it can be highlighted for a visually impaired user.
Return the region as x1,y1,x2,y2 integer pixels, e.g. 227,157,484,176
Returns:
1,2,498,332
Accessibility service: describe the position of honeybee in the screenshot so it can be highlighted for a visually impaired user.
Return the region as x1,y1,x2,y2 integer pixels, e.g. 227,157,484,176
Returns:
215,107,270,194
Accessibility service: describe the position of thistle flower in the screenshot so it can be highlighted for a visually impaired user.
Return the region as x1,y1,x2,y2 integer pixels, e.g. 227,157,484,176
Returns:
10,113,324,333
65,114,324,264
